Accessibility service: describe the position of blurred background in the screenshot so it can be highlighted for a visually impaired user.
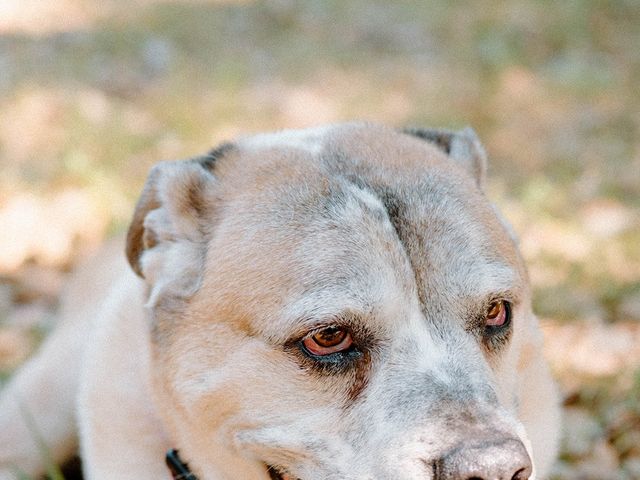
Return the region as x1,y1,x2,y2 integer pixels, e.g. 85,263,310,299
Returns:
0,1,638,478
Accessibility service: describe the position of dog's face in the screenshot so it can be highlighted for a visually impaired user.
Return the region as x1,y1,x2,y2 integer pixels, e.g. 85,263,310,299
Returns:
126,123,539,479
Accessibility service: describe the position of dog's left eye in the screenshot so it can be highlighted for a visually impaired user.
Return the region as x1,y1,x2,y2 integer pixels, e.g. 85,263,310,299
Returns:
484,300,511,328
302,327,353,356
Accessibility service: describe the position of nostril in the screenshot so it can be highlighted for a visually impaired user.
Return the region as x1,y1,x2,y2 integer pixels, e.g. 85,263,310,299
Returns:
511,467,530,480
433,436,532,480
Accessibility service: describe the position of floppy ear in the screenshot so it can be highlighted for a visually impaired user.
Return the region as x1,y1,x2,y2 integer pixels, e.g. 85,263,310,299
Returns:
403,126,488,188
126,158,216,302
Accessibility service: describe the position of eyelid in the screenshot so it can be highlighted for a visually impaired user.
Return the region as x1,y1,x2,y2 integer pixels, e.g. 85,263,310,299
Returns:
301,330,354,357
294,320,348,345
491,289,513,298
486,291,519,307
287,310,367,342
284,316,379,365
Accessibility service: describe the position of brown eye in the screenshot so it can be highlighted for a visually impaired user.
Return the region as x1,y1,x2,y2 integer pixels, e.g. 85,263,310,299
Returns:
302,326,353,356
485,300,510,328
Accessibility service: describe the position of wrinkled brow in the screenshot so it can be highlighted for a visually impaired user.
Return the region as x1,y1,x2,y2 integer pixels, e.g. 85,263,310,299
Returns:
264,290,376,344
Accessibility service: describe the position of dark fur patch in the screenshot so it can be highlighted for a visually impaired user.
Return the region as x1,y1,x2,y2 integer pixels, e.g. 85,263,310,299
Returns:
347,350,372,402
402,127,455,155
376,187,432,314
199,142,235,171
185,176,209,219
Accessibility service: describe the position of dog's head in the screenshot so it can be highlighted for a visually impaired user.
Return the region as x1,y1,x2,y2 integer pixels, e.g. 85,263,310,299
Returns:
126,123,541,479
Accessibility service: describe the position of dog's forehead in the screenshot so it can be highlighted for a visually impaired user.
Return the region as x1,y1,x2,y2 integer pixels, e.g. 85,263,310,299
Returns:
233,121,449,169
203,123,525,330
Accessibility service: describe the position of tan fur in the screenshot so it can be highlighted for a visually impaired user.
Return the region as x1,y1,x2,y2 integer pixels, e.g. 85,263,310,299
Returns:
0,122,560,480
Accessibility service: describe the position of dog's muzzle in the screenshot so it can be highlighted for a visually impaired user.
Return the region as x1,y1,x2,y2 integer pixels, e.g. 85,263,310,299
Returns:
166,436,532,480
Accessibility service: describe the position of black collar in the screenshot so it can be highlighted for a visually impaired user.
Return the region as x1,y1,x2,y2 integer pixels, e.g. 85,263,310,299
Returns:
166,449,199,480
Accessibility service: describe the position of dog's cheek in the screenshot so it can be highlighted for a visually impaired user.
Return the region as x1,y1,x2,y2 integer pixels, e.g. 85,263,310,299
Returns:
159,334,309,428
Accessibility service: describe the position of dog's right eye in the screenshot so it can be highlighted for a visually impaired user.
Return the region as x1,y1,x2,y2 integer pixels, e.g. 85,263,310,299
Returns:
302,327,353,356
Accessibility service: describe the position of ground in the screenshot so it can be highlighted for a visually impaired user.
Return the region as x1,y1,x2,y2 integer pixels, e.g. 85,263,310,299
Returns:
0,1,639,479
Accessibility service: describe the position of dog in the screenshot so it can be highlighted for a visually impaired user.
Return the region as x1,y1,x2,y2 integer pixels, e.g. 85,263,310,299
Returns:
0,122,560,479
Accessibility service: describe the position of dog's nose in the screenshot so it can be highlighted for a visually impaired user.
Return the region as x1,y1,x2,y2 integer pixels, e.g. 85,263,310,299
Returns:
434,436,532,480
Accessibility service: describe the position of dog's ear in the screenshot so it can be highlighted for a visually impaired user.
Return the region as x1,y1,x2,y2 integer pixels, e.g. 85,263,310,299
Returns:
403,127,488,188
126,157,216,300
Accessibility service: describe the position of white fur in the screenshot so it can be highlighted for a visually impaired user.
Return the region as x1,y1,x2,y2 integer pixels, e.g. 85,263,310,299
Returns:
239,125,335,155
